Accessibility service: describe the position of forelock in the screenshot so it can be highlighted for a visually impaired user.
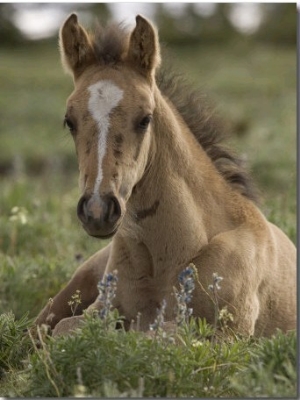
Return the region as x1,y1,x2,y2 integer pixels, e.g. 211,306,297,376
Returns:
92,22,130,65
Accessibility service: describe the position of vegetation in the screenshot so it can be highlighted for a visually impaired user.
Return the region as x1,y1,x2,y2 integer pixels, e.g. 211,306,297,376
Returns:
0,27,296,398
0,305,297,397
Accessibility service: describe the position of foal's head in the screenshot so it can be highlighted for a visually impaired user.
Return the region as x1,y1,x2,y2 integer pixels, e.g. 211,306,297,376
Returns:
60,14,160,238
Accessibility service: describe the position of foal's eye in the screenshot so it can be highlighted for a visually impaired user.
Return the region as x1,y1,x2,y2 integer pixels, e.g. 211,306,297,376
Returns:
139,115,152,131
63,116,75,133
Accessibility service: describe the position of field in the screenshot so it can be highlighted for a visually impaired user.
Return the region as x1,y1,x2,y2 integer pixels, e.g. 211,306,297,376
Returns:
0,35,296,397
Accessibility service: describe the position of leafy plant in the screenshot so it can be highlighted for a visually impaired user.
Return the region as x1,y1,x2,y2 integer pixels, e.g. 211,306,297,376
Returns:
0,312,33,375
25,312,252,397
230,329,297,397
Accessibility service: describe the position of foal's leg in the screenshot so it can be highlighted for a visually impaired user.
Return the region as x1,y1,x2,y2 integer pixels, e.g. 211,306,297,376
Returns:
190,229,262,337
35,243,111,329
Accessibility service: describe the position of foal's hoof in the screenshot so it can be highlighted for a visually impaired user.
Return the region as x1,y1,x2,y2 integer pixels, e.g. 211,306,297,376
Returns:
52,315,85,337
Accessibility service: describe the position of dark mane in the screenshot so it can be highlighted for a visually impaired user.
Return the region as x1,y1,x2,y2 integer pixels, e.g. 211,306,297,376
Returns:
157,70,259,203
91,23,259,203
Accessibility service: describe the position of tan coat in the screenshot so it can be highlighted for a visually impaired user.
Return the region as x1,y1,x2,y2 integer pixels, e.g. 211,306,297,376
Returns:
35,14,296,338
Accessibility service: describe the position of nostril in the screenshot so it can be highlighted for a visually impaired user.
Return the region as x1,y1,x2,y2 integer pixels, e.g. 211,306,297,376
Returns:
77,196,88,223
105,195,121,223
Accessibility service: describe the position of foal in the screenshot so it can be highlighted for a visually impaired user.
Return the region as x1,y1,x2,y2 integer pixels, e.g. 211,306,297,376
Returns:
35,14,296,337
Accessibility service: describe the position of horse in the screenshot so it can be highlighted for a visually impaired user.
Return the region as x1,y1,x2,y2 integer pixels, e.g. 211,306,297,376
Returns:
35,13,296,337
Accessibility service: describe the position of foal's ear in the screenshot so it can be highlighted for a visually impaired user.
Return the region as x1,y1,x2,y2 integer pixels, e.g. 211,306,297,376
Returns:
127,15,161,81
59,13,95,79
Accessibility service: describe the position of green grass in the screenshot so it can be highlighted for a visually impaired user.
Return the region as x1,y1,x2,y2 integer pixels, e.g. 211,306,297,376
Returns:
0,311,296,397
0,43,73,168
0,38,296,397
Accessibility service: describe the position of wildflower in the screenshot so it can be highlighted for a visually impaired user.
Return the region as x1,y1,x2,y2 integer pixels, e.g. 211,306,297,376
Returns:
191,340,204,348
9,206,28,225
149,299,167,331
218,305,234,329
208,272,223,292
97,270,118,319
175,264,195,326
178,265,195,302
208,272,224,333
68,290,82,316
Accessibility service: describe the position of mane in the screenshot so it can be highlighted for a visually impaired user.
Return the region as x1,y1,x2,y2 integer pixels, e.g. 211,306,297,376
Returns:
91,22,259,203
156,70,259,203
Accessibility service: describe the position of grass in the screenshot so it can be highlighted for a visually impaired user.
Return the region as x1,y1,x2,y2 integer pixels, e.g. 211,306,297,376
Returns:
0,308,297,397
0,36,296,397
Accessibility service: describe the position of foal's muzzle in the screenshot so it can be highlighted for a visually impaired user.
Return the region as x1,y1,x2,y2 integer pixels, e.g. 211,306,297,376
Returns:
77,194,122,238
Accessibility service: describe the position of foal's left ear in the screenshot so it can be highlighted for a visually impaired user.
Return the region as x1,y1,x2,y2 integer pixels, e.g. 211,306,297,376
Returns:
59,13,96,79
127,15,161,81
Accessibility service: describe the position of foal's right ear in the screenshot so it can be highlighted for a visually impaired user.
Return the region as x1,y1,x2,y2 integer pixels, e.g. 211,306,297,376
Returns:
127,15,161,82
59,13,95,79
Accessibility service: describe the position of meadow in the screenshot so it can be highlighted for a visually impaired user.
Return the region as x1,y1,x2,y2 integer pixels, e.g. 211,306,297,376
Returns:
0,35,296,397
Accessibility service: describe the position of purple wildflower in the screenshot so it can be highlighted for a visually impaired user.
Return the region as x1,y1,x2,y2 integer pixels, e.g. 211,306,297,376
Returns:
97,270,118,320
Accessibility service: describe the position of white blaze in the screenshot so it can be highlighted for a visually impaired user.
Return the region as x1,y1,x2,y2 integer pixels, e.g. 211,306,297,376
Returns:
87,80,123,195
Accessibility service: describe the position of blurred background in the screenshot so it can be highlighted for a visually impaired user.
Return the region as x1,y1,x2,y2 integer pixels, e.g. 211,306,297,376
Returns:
0,2,296,174
0,3,296,317
0,3,297,43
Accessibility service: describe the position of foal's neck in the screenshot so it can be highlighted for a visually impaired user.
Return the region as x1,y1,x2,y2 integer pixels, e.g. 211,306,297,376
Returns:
122,87,238,273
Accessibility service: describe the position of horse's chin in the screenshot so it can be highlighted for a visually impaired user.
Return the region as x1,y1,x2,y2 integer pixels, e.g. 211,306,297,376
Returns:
82,221,121,240
88,229,118,240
